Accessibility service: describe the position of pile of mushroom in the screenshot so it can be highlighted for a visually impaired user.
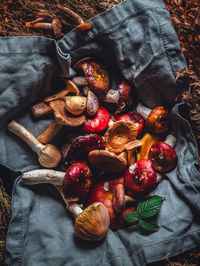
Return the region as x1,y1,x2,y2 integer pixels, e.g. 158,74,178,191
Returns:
8,57,178,241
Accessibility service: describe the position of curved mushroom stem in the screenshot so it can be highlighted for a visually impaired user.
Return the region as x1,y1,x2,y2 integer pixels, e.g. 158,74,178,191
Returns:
8,121,62,168
164,134,176,148
112,184,136,212
44,80,79,102
22,169,65,185
136,103,151,119
124,140,143,165
37,120,63,144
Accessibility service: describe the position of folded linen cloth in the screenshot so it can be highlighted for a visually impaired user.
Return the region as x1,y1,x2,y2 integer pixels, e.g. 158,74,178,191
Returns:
1,0,199,265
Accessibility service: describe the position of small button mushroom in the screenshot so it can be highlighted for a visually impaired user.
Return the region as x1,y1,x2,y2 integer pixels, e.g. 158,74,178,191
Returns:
136,103,169,133
44,80,80,102
65,96,87,116
73,57,110,95
113,112,144,137
88,150,127,173
82,107,110,133
101,81,132,113
148,134,177,173
124,159,162,197
8,121,62,168
49,100,86,127
22,169,109,241
104,121,137,154
86,91,99,116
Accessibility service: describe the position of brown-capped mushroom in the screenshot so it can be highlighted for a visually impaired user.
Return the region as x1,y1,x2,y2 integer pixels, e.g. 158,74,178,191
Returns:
8,120,62,168
104,121,137,154
88,150,127,173
86,91,99,116
136,103,169,134
22,169,110,241
73,57,110,95
65,96,86,116
49,100,86,127
44,80,79,103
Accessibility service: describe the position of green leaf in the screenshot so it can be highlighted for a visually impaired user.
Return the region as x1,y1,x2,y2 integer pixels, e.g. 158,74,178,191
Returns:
137,195,165,218
139,219,160,231
124,212,140,223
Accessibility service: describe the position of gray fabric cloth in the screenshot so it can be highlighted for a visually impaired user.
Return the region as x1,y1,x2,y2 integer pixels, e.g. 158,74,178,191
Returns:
1,0,200,265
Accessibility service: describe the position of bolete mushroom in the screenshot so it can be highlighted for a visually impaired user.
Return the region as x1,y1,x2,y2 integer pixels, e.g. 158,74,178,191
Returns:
65,96,87,116
88,150,127,173
136,103,169,133
124,159,162,198
104,121,137,154
148,134,177,173
8,120,62,168
73,57,110,95
50,100,86,127
22,168,110,241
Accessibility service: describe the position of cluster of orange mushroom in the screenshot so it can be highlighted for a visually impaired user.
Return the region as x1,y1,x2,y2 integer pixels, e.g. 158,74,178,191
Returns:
7,57,178,241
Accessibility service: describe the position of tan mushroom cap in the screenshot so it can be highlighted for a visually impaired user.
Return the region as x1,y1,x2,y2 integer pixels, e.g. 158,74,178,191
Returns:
88,150,127,173
50,100,86,127
104,121,137,154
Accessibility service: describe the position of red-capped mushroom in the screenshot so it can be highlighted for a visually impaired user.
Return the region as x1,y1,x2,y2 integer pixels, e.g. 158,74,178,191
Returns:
88,178,136,230
100,81,132,113
148,134,177,173
64,134,105,167
136,103,169,134
113,111,144,137
82,106,110,133
124,159,162,198
62,162,92,200
74,57,110,95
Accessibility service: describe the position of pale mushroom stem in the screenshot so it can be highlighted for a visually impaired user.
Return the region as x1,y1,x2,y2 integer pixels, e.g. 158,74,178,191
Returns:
156,173,163,183
72,76,88,86
22,169,65,185
136,103,151,119
164,134,176,148
8,120,45,155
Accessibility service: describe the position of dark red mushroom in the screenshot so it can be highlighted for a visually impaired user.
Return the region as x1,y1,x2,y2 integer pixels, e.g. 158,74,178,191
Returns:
113,111,144,137
62,162,92,200
148,142,177,173
124,159,161,198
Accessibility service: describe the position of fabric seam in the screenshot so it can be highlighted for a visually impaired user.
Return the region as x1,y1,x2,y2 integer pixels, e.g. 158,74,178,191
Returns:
152,10,176,78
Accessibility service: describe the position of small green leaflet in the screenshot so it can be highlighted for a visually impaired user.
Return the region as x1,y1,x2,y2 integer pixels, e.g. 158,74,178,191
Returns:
137,195,165,218
139,219,160,231
123,195,165,232
124,212,140,223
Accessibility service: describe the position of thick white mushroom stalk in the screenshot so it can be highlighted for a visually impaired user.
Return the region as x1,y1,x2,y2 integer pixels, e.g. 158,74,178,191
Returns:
136,103,152,119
